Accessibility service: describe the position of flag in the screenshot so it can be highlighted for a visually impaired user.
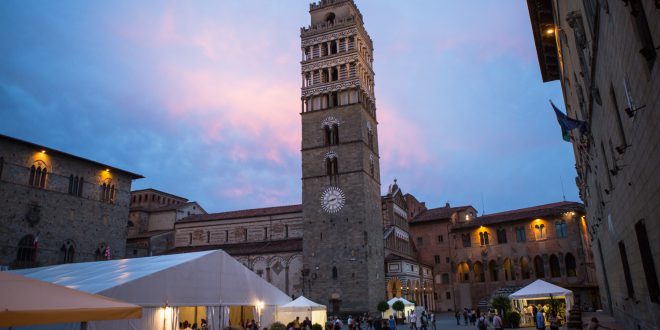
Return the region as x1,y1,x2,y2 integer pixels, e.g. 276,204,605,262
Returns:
550,100,587,142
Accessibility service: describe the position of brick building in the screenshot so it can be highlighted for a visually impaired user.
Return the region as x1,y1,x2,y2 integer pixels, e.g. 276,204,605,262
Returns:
126,188,206,257
528,0,659,327
0,134,142,269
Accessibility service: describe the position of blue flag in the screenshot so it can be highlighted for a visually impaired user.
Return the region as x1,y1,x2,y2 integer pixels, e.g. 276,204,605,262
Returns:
550,100,587,142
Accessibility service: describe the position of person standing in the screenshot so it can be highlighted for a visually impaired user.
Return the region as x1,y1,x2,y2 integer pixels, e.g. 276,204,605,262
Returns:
429,313,436,330
476,315,487,330
548,311,558,330
492,313,504,330
348,315,354,330
388,315,396,330
462,308,468,326
420,311,428,330
454,311,460,325
535,309,546,330
409,311,417,330
302,317,312,330
367,313,374,330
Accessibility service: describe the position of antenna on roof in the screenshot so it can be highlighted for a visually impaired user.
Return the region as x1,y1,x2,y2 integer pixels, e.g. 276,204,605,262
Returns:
560,176,566,201
480,192,486,215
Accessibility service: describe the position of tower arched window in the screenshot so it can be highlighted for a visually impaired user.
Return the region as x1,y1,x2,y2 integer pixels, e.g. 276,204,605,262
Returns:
565,253,577,277
367,129,374,149
325,12,335,24
550,254,561,277
370,158,374,176
326,157,338,176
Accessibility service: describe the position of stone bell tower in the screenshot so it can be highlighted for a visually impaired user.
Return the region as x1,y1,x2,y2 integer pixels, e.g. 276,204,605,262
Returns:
299,0,384,315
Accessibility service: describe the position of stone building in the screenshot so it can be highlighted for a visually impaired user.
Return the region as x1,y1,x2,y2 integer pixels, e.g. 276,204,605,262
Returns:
410,201,599,312
0,134,142,269
126,188,206,258
528,0,659,327
299,0,384,315
382,181,435,310
168,204,304,297
408,204,478,312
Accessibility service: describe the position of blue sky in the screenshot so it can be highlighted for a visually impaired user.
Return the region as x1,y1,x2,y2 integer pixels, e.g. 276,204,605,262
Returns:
0,1,578,214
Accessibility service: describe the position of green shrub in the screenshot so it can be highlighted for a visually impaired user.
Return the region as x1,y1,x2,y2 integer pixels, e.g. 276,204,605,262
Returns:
270,322,287,330
491,296,512,316
505,311,521,328
377,301,390,314
312,323,323,330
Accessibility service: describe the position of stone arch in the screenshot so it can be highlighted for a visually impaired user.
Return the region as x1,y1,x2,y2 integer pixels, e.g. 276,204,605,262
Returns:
565,253,577,277
489,260,499,282
520,256,531,279
473,261,485,282
549,254,561,277
457,262,470,283
503,258,514,281
534,255,545,278
387,278,403,299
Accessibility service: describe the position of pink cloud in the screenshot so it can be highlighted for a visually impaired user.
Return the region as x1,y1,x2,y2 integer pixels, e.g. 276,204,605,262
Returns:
377,103,432,169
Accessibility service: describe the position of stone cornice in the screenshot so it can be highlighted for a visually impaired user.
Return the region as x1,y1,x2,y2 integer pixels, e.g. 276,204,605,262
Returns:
301,53,359,72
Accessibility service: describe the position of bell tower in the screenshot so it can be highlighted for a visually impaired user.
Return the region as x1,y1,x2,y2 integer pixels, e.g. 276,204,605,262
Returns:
299,0,384,315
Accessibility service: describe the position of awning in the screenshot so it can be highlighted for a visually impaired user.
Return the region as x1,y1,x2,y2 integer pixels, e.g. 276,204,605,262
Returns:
0,271,141,327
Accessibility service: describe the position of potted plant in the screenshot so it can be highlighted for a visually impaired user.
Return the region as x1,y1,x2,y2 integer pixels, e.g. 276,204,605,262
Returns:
505,311,521,328
391,301,405,323
377,301,390,319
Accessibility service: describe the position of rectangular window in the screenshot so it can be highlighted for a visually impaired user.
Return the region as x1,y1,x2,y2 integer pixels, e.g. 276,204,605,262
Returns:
635,219,659,302
437,235,444,243
433,293,438,300
516,227,526,242
417,237,423,245
285,224,289,238
497,229,507,244
609,84,627,148
442,273,449,284
225,230,229,242
207,231,210,243
462,234,471,247
618,241,635,298
445,292,451,299
601,142,613,189
263,227,268,240
434,255,441,264
188,233,192,245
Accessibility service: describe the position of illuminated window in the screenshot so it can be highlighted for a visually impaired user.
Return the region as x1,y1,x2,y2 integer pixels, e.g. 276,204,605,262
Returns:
479,232,489,246
534,223,546,239
555,220,568,238
28,163,48,188
100,182,116,203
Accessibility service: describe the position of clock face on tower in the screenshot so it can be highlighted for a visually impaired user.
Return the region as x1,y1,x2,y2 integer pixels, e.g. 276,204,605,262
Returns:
320,187,346,213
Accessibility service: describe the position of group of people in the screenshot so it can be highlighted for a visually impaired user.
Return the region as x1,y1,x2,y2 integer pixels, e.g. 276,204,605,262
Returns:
289,316,313,330
405,310,434,330
178,319,208,330
454,308,503,330
326,314,375,330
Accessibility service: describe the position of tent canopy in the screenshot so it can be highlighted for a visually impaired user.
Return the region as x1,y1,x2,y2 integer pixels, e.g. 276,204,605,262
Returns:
12,250,291,308
387,297,414,306
0,271,141,327
509,279,573,299
276,296,327,326
280,296,325,309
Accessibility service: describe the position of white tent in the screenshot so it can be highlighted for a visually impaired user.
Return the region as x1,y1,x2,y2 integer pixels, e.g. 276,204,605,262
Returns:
275,296,327,326
11,250,291,330
508,280,574,326
382,297,415,320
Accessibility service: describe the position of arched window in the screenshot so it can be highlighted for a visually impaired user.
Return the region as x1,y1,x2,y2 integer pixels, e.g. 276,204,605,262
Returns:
503,258,514,281
565,253,577,277
520,257,531,279
555,220,568,238
457,262,470,282
473,261,485,282
534,256,545,278
550,254,561,277
68,175,74,194
326,157,338,176
29,163,48,188
61,240,75,264
489,260,498,282
332,266,338,280
480,232,489,245
331,124,339,144
367,130,374,149
16,235,36,265
534,223,546,239
331,67,338,81
325,12,335,24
